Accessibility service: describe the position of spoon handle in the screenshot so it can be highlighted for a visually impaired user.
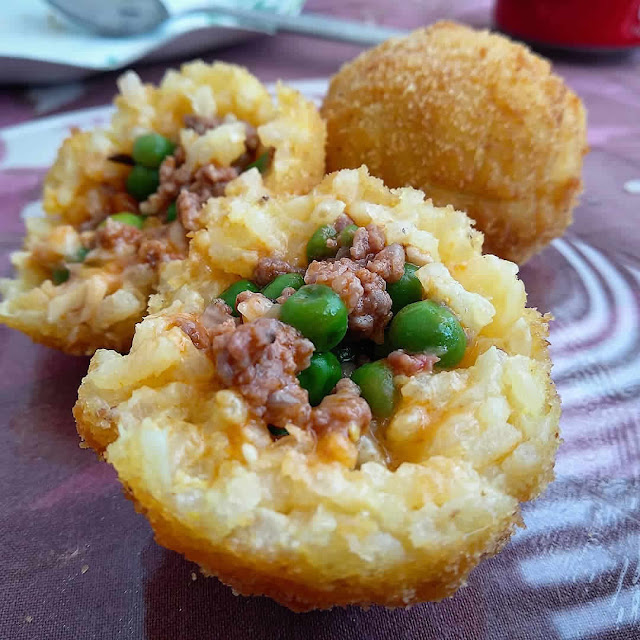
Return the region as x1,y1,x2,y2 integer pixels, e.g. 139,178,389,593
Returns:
194,5,407,46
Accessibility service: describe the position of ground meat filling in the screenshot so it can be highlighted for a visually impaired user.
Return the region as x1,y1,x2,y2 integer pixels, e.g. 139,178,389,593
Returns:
137,238,179,268
140,146,240,220
351,224,386,261
176,191,201,232
367,243,405,283
201,299,237,329
210,317,314,429
172,315,215,351
176,165,240,231
171,219,444,465
311,379,371,441
138,147,186,216
94,219,143,253
305,258,392,343
264,384,311,431
141,114,263,222
92,218,187,266
175,307,374,441
192,164,240,197
137,222,189,267
387,350,439,376
231,124,260,170
253,257,304,287
172,300,238,351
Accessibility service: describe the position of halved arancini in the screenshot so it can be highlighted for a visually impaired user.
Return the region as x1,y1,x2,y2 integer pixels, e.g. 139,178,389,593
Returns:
0,61,325,355
74,167,560,611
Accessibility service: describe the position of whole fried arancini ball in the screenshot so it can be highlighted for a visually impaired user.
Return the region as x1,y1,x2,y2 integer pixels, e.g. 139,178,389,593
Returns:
0,61,326,356
322,21,588,264
74,167,560,611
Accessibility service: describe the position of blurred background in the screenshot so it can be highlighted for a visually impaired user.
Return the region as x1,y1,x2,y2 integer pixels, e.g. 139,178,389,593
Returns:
1,0,638,126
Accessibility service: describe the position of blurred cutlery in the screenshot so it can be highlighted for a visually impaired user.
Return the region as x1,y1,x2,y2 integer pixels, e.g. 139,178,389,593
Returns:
45,0,406,45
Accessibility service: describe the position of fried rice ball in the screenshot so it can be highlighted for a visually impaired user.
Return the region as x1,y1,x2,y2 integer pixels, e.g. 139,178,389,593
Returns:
0,61,325,355
74,167,560,611
321,21,588,264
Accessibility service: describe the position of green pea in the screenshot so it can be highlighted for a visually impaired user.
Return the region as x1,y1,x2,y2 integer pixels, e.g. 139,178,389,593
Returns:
306,224,338,261
165,201,177,222
68,246,90,263
387,263,423,314
280,284,348,351
298,352,342,406
219,279,260,316
126,165,159,201
389,300,466,368
261,273,305,300
268,425,289,438
351,360,397,418
338,224,359,248
132,133,175,169
51,267,69,285
244,150,271,174
100,212,145,229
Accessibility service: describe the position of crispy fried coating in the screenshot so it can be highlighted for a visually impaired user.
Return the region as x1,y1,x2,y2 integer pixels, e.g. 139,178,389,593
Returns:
322,21,588,264
75,168,560,610
0,61,326,355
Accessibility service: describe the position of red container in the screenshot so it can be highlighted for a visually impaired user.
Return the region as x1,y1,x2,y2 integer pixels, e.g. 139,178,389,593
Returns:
495,0,640,51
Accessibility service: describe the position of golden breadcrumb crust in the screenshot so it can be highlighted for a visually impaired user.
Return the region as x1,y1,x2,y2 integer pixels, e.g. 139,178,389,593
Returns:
75,168,560,610
0,61,326,355
321,21,588,264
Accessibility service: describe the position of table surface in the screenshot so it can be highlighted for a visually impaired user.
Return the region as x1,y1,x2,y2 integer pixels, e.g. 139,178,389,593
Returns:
1,2,640,639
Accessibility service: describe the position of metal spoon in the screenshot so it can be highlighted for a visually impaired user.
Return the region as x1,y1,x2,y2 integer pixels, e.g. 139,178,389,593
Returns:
45,0,406,46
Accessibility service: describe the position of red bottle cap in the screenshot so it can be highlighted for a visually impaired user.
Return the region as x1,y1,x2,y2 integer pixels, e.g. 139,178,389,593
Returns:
495,0,640,51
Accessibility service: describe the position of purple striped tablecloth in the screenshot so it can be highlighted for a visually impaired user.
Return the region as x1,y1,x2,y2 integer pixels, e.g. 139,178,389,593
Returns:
1,2,639,638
